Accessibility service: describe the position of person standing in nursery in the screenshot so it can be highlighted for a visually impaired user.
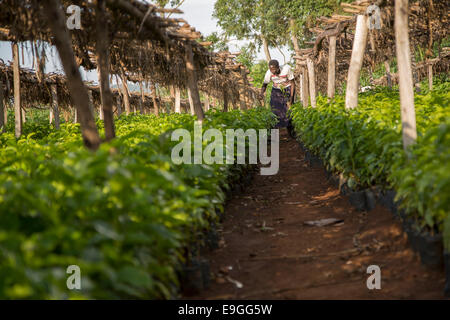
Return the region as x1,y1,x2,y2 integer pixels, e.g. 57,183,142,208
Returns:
260,59,296,132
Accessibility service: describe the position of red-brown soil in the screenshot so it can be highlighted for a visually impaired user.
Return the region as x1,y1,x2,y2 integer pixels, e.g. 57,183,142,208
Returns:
189,129,446,300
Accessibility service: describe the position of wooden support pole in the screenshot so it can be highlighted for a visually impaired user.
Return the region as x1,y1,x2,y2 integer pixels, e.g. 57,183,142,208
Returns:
139,82,145,114
12,42,22,138
327,35,336,100
0,78,4,132
150,82,159,116
184,42,205,120
204,93,210,112
87,89,95,119
306,57,316,108
395,0,417,150
95,0,116,143
345,15,369,110
223,89,229,112
51,84,60,129
115,75,122,117
174,87,181,113
428,63,433,91
301,67,309,107
42,0,101,150
119,70,131,115
384,61,392,88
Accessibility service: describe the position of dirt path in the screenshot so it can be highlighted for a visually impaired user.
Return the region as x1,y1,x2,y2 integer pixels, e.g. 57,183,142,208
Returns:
189,129,446,300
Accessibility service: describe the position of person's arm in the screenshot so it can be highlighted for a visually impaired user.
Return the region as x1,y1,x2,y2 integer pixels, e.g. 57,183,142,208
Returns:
261,70,271,98
261,83,268,96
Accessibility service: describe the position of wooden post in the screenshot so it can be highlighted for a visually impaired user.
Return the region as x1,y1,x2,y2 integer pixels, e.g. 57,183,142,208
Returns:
204,93,210,112
345,15,369,109
12,42,22,138
428,63,433,91
87,89,95,118
95,0,116,141
42,0,101,150
116,95,122,116
0,78,4,132
21,107,26,124
51,84,60,129
384,61,392,88
184,42,205,120
301,67,309,107
240,67,249,110
395,0,417,150
174,87,181,113
327,35,336,100
119,69,131,115
150,82,159,115
306,57,316,108
223,89,229,112
139,81,145,114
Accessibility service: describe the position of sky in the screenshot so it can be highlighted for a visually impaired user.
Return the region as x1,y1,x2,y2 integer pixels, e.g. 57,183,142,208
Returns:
0,0,290,83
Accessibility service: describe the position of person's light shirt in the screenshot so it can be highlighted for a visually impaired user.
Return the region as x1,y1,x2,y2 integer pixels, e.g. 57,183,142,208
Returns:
263,65,295,89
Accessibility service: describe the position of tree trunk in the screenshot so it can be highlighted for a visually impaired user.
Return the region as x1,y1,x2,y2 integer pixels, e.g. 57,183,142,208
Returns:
345,15,369,110
185,42,205,120
306,58,316,108
0,78,4,132
301,67,309,107
395,0,417,150
12,42,22,138
327,35,336,100
42,0,101,150
290,19,300,52
261,35,272,62
51,84,60,129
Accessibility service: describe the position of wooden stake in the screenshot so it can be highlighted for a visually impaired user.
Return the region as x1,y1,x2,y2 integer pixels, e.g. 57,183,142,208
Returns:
150,82,159,115
12,42,22,138
301,67,309,107
384,61,392,88
223,89,229,112
327,36,336,100
174,87,181,113
119,69,131,115
42,0,101,150
184,42,205,120
345,15,369,110
51,84,60,129
139,82,144,114
95,0,116,141
204,93,210,111
395,0,417,150
428,63,433,90
87,89,95,118
0,78,4,132
306,57,316,108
